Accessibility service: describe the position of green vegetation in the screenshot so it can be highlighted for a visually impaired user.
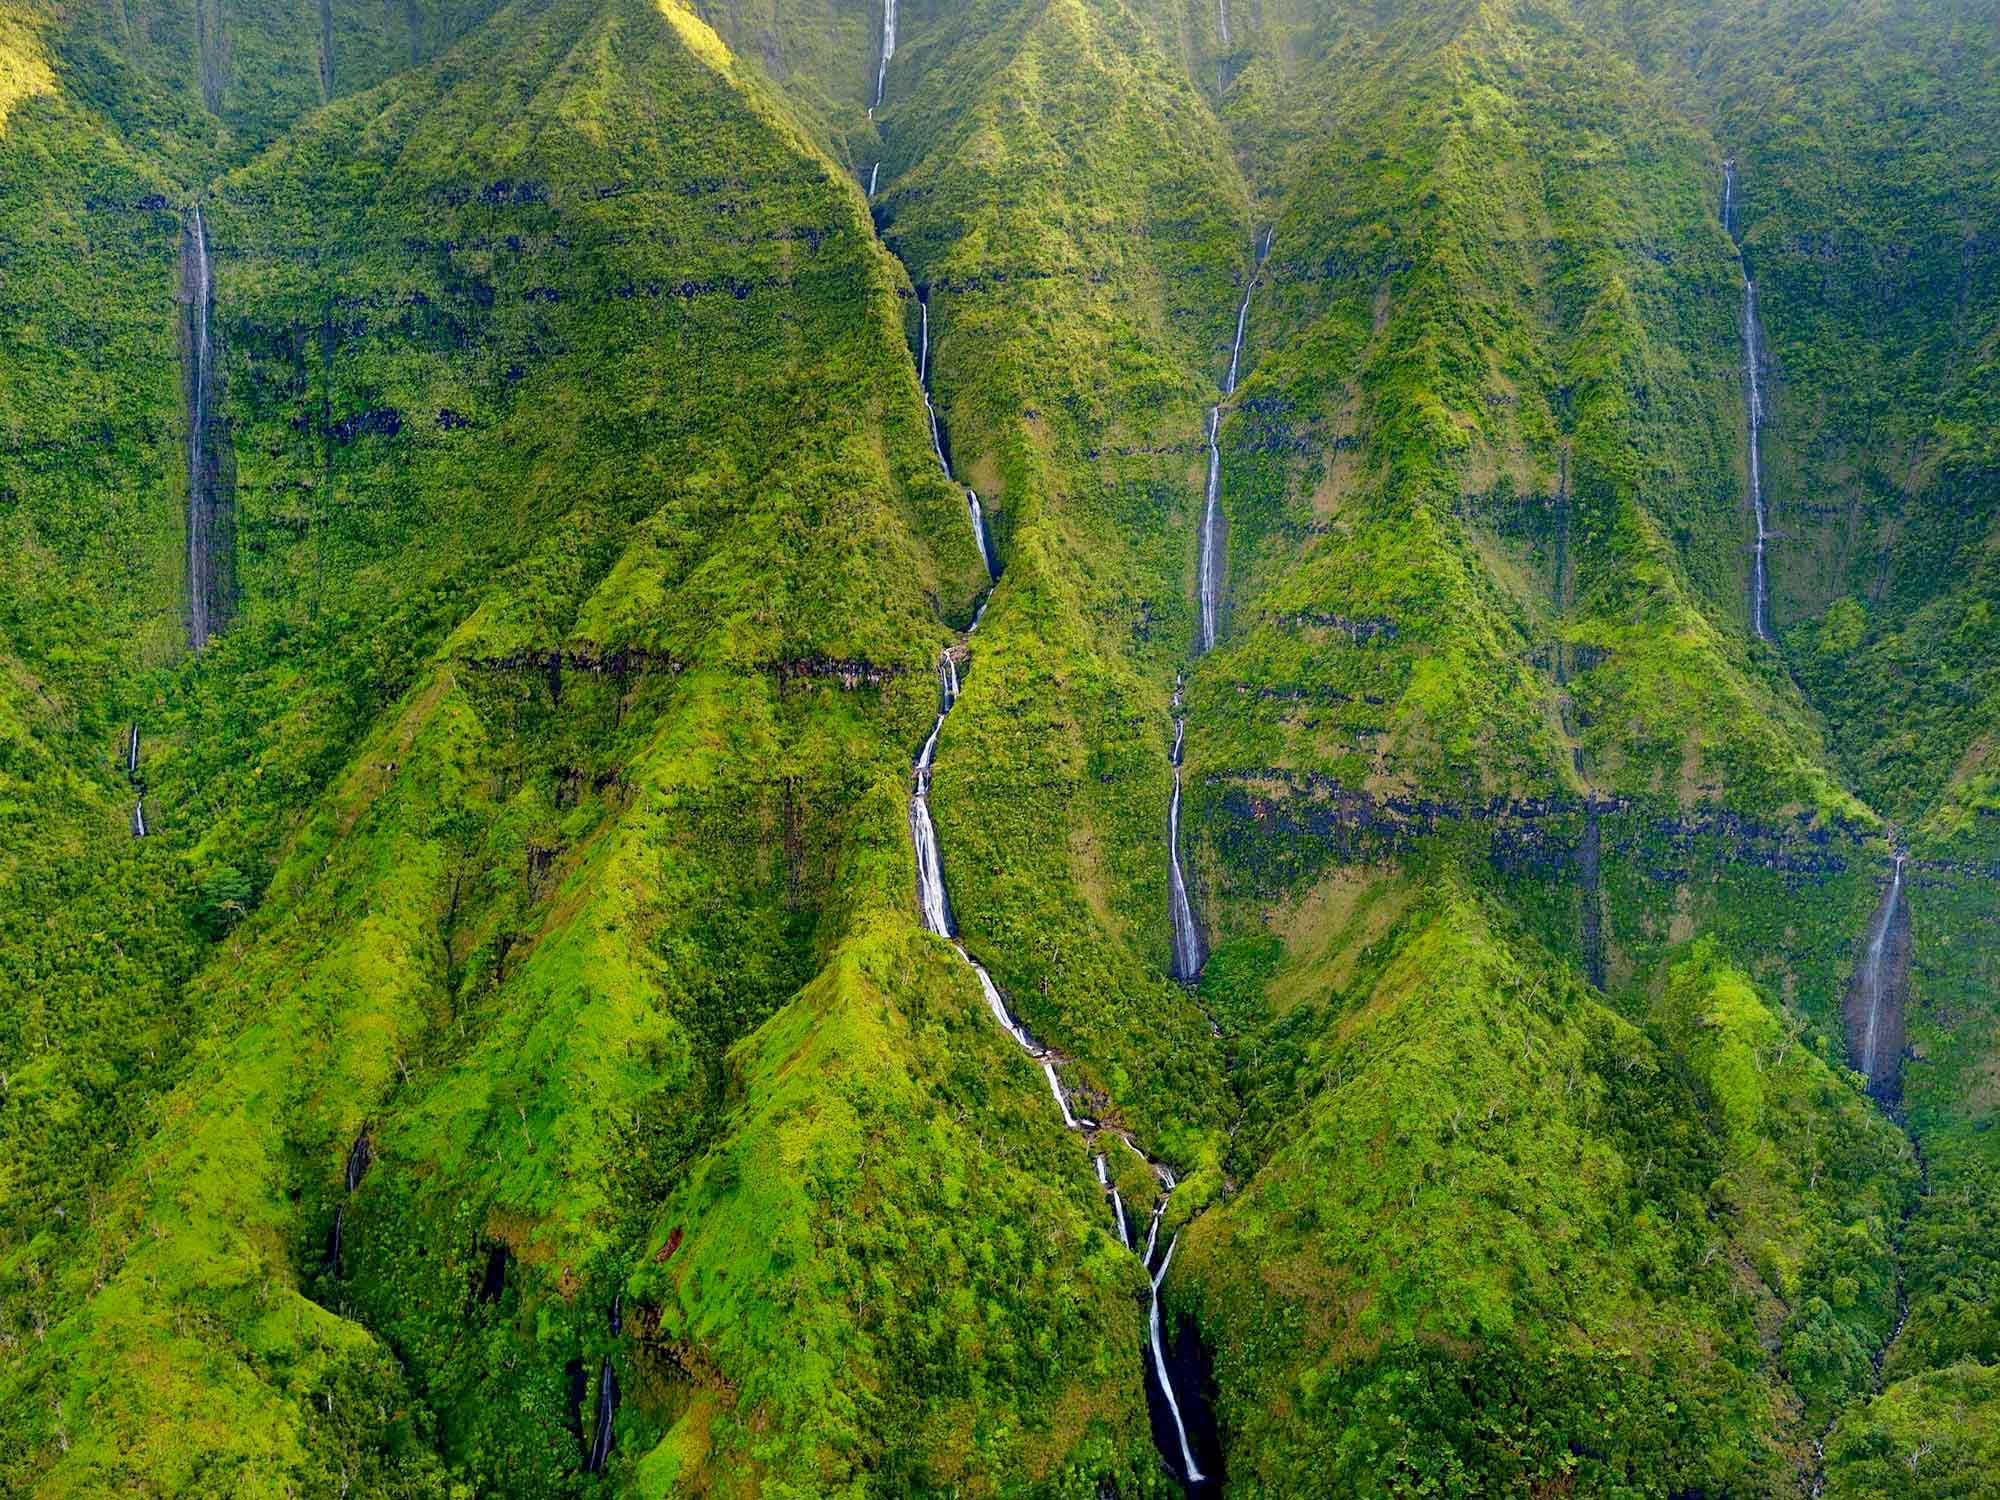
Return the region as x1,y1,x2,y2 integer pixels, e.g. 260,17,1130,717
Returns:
3,0,1999,1493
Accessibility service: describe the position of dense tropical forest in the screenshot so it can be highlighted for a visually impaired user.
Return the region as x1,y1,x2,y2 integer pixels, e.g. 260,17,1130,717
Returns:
1,0,1997,1493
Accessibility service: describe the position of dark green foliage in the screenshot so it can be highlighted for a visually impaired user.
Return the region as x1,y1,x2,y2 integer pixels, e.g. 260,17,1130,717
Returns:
193,861,253,937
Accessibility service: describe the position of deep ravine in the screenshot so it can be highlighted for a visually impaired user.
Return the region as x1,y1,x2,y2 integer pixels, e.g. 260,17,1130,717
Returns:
1723,161,1773,642
876,19,1216,1488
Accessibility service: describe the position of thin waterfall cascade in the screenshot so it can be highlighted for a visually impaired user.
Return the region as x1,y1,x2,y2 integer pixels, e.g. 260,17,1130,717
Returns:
323,1129,373,1280
1197,407,1225,654
1182,230,1274,993
1743,276,1772,641
1845,854,1912,1098
127,723,148,838
1218,0,1230,47
917,298,1001,580
868,161,880,197
344,1130,373,1193
584,1356,620,1474
904,619,1211,1480
185,205,218,653
1723,161,1772,641
1197,228,1273,654
873,25,1212,1488
967,489,999,579
1147,1234,1206,1485
871,0,898,114
1168,686,1205,980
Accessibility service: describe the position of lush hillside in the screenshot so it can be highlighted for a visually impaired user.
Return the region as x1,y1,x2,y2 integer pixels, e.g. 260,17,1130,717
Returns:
2,0,1998,1494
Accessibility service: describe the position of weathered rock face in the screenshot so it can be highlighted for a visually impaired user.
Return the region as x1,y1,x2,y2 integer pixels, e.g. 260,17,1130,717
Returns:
1211,769,1863,889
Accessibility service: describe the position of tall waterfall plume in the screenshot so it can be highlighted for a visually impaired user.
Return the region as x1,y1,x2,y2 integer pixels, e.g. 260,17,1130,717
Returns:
871,0,898,114
877,20,1215,1483
1844,853,1911,1099
185,205,218,652
1723,162,1773,642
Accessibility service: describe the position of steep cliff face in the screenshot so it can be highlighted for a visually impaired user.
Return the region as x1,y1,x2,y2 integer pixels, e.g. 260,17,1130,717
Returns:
4,0,2000,1492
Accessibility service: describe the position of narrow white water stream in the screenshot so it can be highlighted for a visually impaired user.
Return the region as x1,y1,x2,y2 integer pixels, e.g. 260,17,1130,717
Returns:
878,28,1210,1485
1168,687,1204,978
1197,406,1225,653
1857,855,1906,1081
127,723,146,838
1197,227,1272,652
1743,275,1771,640
1177,228,1274,996
1724,162,1772,641
1149,1232,1206,1483
187,204,215,653
871,0,897,115
918,300,1001,579
904,512,1209,1488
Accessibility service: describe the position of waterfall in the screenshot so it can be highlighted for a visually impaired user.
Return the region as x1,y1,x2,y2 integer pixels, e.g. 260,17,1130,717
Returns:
1197,408,1225,654
918,299,1001,580
584,1356,620,1473
344,1130,373,1192
1218,0,1231,47
1098,1156,1133,1249
868,161,880,197
904,619,1212,1484
186,205,216,653
1852,855,1908,1087
871,0,898,114
1724,163,1772,641
1198,229,1273,654
967,489,999,579
127,724,147,837
910,712,956,939
1168,690,1205,978
1742,276,1772,641
879,28,1211,1488
1179,231,1274,989
1043,1059,1081,1128
1148,1233,1206,1484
